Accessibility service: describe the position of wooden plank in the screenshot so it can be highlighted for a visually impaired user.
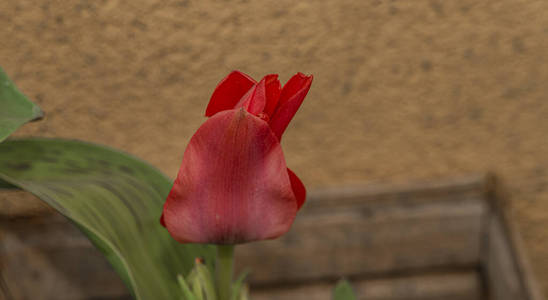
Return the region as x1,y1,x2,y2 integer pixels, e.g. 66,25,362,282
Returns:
0,190,53,218
484,215,523,300
303,175,489,210
483,214,546,300
502,219,547,300
251,271,483,300
0,216,129,300
9,174,546,300
480,177,546,300
237,177,488,285
1,230,87,300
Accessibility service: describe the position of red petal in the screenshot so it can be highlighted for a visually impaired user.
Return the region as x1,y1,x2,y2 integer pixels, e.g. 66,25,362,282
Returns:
269,74,313,140
262,75,282,117
160,212,166,227
205,71,256,117
237,76,268,115
235,74,280,117
278,73,312,107
162,109,298,244
287,168,306,209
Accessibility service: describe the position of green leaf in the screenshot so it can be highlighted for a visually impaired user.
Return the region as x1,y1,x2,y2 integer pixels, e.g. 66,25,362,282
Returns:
230,271,249,300
187,269,205,300
0,179,18,189
0,138,216,300
178,274,198,300
332,279,357,300
0,67,43,142
194,260,217,300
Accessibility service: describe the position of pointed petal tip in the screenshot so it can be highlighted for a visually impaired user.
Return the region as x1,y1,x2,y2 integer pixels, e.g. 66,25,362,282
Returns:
269,73,314,140
297,72,313,79
239,74,284,116
299,73,314,86
290,72,313,84
205,70,256,117
265,73,279,80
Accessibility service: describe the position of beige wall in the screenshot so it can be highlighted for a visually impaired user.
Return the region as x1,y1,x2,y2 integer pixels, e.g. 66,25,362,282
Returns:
2,0,548,292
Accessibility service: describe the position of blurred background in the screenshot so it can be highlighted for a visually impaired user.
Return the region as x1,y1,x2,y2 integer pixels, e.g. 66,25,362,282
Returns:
1,0,548,297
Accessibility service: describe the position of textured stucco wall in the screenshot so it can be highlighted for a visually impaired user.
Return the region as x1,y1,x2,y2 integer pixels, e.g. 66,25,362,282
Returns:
2,0,548,293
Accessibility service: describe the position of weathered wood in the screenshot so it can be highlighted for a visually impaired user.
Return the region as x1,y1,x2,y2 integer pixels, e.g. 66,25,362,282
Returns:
483,214,546,300
484,215,523,300
251,271,483,300
502,219,547,300
0,190,53,218
478,177,546,300
237,176,488,285
0,215,129,300
1,174,544,300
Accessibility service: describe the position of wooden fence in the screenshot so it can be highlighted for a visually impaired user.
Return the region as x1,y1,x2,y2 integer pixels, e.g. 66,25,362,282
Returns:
1,174,544,300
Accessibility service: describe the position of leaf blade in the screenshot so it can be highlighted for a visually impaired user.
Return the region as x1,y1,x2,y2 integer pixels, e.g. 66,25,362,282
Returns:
332,279,357,300
0,67,43,142
0,138,216,300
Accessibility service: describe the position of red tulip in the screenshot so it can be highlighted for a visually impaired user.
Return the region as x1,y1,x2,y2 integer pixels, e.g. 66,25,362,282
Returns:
161,71,312,244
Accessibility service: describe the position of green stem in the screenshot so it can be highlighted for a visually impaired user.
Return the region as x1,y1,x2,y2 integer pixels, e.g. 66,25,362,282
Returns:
216,245,235,300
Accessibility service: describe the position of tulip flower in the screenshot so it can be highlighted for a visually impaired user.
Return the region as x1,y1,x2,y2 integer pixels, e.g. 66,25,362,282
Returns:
161,71,312,245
